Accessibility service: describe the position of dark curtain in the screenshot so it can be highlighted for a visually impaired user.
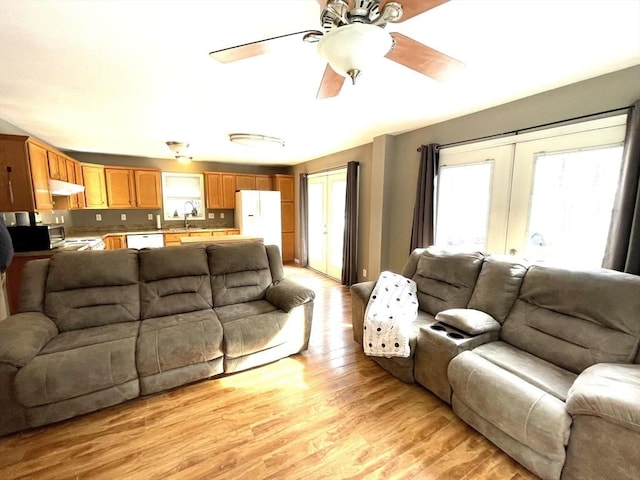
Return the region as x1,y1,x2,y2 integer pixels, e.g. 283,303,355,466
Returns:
341,161,359,286
602,100,640,274
299,173,309,268
410,144,439,252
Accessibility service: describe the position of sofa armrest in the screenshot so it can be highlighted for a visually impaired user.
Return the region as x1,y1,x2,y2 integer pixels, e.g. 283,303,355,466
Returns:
350,281,376,303
567,363,640,433
0,312,58,368
435,308,501,335
266,278,315,312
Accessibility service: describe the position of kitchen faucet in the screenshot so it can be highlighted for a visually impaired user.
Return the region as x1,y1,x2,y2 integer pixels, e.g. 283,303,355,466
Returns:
184,201,195,229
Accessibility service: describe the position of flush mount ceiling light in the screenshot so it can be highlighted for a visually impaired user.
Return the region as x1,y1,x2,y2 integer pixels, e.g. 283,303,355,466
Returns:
166,141,192,164
229,133,285,148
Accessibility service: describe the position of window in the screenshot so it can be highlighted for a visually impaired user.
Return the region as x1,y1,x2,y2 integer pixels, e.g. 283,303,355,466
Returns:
161,172,205,221
435,115,626,267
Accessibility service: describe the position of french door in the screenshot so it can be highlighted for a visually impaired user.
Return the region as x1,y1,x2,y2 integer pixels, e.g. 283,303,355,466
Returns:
435,115,627,267
307,169,347,279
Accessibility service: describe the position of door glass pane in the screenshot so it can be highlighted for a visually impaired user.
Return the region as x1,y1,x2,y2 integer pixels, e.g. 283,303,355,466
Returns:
526,145,623,267
307,181,326,271
435,162,492,251
327,178,346,276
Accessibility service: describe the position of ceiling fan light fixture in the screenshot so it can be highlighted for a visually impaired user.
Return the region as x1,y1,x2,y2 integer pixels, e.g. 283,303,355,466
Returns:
175,155,192,164
229,133,285,148
317,23,392,82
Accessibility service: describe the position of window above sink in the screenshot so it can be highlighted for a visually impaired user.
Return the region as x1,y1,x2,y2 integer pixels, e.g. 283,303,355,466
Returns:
161,172,205,221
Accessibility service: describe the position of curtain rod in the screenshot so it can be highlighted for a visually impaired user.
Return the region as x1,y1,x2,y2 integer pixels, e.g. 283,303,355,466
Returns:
417,104,633,152
304,162,358,177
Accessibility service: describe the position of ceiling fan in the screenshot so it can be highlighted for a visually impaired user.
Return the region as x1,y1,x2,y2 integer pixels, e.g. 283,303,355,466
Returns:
209,0,464,99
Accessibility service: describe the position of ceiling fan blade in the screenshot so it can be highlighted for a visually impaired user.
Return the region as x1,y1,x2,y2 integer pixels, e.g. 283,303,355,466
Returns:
386,32,464,81
383,0,449,22
317,64,345,99
209,30,322,63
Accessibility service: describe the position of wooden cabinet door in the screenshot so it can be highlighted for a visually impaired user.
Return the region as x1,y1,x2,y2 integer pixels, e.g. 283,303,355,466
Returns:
74,162,86,209
255,175,273,191
222,174,236,208
281,202,294,232
274,175,294,201
82,164,108,208
0,136,34,212
134,169,162,208
105,167,134,208
205,173,222,208
235,174,256,191
105,235,126,250
47,150,60,179
27,142,54,210
57,155,68,181
281,231,294,262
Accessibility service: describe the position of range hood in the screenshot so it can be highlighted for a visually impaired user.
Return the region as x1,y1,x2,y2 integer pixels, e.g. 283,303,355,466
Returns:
49,179,85,196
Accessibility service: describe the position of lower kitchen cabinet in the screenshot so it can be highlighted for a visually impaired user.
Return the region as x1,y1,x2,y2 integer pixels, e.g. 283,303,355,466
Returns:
105,235,126,250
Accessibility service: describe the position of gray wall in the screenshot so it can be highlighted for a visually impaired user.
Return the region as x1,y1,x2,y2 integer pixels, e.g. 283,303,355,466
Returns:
294,65,640,281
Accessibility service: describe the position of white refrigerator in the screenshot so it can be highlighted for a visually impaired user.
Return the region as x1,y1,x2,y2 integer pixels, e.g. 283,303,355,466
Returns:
235,190,282,252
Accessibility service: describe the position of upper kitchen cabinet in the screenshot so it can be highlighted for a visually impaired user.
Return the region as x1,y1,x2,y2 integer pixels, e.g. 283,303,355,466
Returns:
235,174,256,191
105,166,161,208
0,135,54,211
82,163,108,208
134,169,162,208
204,172,222,208
105,167,135,208
255,175,274,191
221,174,236,208
274,174,294,202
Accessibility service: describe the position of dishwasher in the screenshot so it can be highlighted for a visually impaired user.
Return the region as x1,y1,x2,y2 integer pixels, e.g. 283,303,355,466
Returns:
126,233,164,249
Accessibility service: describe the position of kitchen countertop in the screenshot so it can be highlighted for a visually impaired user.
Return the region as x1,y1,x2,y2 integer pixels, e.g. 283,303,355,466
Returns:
72,227,239,238
179,235,262,244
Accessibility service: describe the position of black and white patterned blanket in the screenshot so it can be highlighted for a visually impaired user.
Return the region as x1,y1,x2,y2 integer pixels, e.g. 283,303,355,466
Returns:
363,271,418,358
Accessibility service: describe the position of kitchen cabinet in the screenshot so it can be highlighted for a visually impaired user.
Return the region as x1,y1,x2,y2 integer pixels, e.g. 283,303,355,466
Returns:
235,175,256,191
134,169,162,208
274,174,295,262
222,174,236,208
105,167,135,208
74,162,86,209
204,172,222,208
105,166,161,208
105,235,126,250
255,175,273,191
82,163,108,208
164,229,240,247
0,135,54,212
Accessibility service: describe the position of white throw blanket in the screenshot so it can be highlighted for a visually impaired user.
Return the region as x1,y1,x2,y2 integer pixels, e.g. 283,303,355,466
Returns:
363,271,418,358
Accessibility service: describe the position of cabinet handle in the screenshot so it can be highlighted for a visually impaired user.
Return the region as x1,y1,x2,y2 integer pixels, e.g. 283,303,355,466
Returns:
8,180,14,205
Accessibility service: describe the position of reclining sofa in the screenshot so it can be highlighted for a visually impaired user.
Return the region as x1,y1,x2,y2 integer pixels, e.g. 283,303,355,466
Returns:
351,247,640,480
0,242,315,436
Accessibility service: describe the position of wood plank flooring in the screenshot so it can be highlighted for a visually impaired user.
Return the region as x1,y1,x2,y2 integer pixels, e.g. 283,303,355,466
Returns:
0,266,538,479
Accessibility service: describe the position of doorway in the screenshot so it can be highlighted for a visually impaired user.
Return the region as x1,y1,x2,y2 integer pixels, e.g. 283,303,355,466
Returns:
307,168,347,279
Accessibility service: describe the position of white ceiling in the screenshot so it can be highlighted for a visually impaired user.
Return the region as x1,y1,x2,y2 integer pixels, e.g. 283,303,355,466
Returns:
1,0,639,166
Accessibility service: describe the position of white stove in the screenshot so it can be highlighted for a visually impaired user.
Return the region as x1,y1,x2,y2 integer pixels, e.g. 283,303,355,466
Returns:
64,237,105,251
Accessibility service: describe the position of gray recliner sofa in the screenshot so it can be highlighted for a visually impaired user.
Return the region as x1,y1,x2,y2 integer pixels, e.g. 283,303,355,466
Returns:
0,242,314,436
351,247,640,480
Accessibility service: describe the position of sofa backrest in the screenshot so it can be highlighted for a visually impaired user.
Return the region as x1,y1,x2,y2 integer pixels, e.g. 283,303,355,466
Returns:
401,247,485,316
139,245,212,319
207,242,275,307
501,265,640,373
44,249,140,331
467,255,529,323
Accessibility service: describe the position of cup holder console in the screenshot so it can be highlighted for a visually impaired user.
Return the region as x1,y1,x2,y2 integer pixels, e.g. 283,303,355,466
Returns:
427,322,469,341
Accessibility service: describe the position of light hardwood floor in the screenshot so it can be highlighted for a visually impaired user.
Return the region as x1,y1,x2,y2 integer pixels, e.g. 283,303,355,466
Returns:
0,266,538,480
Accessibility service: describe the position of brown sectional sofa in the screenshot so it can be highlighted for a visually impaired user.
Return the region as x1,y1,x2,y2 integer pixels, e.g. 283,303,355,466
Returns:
0,242,314,436
351,247,640,480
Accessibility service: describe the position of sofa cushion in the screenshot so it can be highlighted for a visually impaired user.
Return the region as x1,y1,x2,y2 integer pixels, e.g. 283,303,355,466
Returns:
501,265,640,374
436,308,500,335
136,310,224,379
207,243,273,307
410,248,484,316
15,322,139,408
472,342,577,401
139,245,212,319
216,300,296,358
44,249,140,331
467,255,529,323
448,350,572,460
